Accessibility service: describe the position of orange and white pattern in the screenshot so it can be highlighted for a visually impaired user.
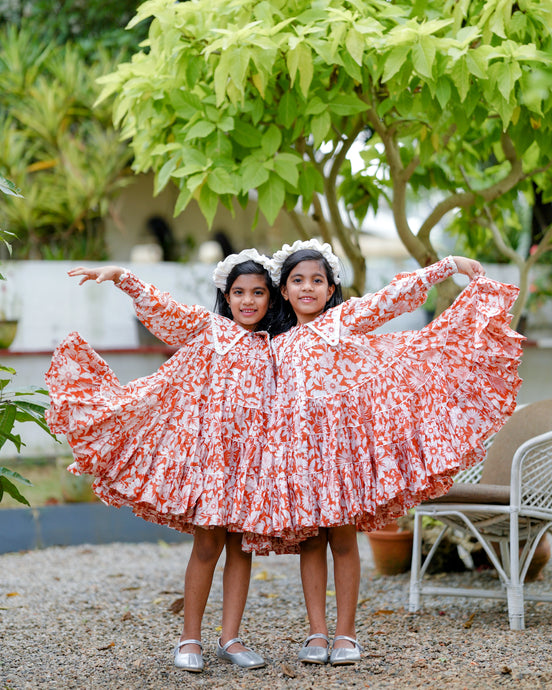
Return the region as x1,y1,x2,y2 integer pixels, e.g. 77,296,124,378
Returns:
242,259,524,552
45,273,278,550
45,264,524,556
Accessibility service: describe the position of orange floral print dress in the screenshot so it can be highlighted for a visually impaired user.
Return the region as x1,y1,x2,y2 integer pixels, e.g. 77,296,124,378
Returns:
242,258,524,552
45,272,277,549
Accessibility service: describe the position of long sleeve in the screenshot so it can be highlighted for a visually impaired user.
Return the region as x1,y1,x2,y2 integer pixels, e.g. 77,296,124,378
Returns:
116,272,211,346
341,256,458,334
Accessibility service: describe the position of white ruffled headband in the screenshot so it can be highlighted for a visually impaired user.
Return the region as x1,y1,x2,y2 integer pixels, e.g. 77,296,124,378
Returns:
212,248,273,291
268,239,341,286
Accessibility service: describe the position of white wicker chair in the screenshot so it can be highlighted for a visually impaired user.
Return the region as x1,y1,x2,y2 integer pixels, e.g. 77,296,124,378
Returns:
409,399,552,630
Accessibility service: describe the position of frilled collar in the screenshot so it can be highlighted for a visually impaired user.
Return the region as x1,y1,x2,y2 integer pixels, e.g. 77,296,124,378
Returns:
210,313,269,355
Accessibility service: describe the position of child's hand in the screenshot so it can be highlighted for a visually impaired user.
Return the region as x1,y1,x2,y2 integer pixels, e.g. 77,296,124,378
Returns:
451,256,485,280
68,266,125,285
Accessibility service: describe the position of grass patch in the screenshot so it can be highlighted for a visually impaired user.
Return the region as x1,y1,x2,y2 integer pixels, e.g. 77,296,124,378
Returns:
0,458,96,509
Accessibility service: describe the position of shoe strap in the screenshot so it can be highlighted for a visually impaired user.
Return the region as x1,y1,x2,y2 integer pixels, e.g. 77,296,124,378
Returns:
332,635,363,651
177,639,202,651
304,633,330,646
220,637,244,652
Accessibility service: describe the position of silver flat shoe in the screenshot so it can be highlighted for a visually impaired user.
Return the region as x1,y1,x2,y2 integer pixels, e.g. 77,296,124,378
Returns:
174,638,204,672
297,633,330,664
329,635,363,666
216,637,266,669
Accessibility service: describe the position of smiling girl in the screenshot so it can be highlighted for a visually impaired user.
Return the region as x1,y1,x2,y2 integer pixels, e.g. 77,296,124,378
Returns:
45,250,278,673
248,239,523,666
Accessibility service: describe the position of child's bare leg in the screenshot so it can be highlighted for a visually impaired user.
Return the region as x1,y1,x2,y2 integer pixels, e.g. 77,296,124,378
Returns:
220,531,252,653
328,524,360,648
299,529,329,646
180,526,226,652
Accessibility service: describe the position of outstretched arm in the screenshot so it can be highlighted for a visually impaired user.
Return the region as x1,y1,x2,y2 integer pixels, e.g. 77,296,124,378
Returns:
342,255,484,334
68,266,125,285
68,266,210,345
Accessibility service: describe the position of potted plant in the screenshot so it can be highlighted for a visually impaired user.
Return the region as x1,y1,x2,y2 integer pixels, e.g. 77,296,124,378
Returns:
367,515,414,576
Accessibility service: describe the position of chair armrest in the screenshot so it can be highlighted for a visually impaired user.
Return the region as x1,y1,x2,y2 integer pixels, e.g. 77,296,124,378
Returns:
423,482,510,505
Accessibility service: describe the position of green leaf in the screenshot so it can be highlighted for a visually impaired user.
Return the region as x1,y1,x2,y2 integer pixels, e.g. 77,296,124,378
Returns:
207,167,239,195
288,43,313,96
328,94,370,116
168,89,203,118
345,27,365,66
258,175,285,225
214,50,231,106
382,45,411,82
0,176,23,198
0,403,17,449
0,476,30,506
261,125,282,157
174,185,192,216
0,465,32,485
495,61,520,102
305,97,327,116
298,165,323,211
278,91,297,129
198,184,219,228
451,56,471,101
412,37,435,79
171,149,209,177
154,156,178,195
232,119,263,148
273,156,299,187
466,51,488,79
435,78,451,109
229,47,251,96
241,158,270,191
186,120,217,140
310,111,331,147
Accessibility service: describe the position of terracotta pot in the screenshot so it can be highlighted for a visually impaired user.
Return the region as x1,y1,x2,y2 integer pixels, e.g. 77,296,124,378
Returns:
367,522,414,575
486,533,551,582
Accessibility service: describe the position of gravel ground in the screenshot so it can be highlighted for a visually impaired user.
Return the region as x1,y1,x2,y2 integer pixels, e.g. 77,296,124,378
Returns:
2,536,552,690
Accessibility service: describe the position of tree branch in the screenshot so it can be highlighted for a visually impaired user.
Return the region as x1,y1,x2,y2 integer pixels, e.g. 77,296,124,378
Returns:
285,208,310,241
418,135,525,243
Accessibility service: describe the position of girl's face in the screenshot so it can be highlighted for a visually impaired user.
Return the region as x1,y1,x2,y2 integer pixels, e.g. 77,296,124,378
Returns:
281,259,335,325
225,273,271,331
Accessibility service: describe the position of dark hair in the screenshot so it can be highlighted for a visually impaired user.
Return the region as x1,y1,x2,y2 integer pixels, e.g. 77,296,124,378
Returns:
273,249,344,335
214,260,278,335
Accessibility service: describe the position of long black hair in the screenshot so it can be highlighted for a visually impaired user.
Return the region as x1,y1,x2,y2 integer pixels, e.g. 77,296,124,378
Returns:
273,249,344,335
214,259,278,335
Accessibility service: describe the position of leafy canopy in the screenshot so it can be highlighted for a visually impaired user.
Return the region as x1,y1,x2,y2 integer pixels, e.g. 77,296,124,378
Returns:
99,0,552,301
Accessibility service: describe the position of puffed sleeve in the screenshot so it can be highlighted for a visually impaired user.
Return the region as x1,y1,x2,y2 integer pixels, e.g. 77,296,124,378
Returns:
341,256,458,334
116,272,211,346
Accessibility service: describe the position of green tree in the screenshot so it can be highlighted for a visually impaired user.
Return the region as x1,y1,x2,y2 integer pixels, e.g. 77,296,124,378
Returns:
98,0,552,321
0,26,133,259
0,0,149,58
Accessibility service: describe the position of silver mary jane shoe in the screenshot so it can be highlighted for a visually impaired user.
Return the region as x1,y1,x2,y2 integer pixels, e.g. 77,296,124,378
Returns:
297,633,330,664
174,639,204,672
329,635,363,666
216,637,266,669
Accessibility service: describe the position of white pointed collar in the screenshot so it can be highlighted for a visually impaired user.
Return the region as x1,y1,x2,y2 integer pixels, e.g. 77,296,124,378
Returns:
210,313,268,355
304,304,342,345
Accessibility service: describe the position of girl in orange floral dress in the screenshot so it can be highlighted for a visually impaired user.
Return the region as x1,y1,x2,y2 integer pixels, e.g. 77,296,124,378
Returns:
246,239,523,666
45,250,278,673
